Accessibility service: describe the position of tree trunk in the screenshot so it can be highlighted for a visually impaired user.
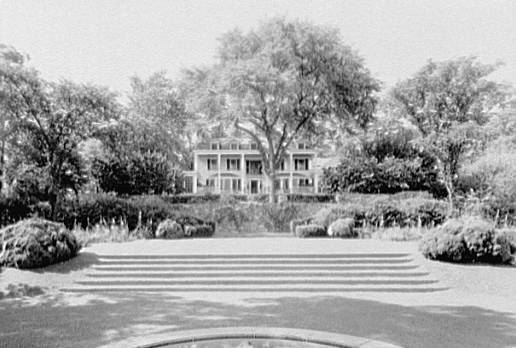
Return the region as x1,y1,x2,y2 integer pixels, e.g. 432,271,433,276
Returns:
268,171,277,204
0,138,4,194
444,175,455,217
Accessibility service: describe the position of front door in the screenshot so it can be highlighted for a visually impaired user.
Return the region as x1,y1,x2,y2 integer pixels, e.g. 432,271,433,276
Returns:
250,180,259,194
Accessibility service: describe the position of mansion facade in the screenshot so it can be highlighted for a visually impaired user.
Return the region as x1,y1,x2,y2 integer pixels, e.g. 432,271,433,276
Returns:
183,139,323,195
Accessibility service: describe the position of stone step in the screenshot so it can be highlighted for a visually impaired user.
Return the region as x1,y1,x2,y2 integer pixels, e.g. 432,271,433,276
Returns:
63,284,446,293
76,278,438,286
68,250,443,293
86,270,430,278
96,257,413,265
95,253,411,259
92,264,420,271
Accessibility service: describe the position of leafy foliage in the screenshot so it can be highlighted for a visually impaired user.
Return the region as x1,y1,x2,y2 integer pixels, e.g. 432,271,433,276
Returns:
390,57,510,211
0,55,119,216
420,215,514,264
322,118,444,196
92,119,183,195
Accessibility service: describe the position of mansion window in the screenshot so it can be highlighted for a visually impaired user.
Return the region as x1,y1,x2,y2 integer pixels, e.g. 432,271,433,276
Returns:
250,143,258,150
207,158,218,170
297,143,306,150
226,158,241,171
246,160,263,175
205,178,216,187
279,159,286,171
298,178,312,187
210,142,219,150
294,158,309,170
230,143,238,150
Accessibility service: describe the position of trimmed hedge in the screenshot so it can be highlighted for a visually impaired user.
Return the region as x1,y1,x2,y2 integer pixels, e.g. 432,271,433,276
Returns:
289,217,314,234
420,216,514,264
295,224,327,238
311,197,448,230
0,218,81,269
287,194,335,203
58,194,215,236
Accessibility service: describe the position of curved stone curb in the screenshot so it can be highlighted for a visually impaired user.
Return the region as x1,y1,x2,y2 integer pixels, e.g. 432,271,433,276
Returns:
123,327,403,348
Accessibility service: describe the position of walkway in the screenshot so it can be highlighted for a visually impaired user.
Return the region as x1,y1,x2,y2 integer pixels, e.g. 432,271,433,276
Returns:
1,238,516,348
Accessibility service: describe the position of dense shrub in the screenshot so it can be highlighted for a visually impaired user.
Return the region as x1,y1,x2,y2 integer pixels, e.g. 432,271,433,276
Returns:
499,228,516,254
312,206,352,228
0,218,81,269
0,196,33,227
155,219,184,239
420,216,514,264
92,150,182,195
328,218,356,238
295,224,327,238
261,203,300,232
60,194,139,230
184,224,215,238
289,217,314,234
128,195,177,232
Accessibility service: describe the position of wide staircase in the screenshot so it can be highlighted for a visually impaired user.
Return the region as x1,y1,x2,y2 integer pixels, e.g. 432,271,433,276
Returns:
63,251,445,293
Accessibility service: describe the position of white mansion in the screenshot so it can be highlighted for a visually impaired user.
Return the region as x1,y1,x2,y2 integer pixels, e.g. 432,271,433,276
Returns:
183,139,326,195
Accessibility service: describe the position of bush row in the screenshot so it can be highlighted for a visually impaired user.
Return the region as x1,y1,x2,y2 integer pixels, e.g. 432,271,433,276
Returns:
155,218,215,239
162,193,335,204
0,194,216,236
311,197,448,230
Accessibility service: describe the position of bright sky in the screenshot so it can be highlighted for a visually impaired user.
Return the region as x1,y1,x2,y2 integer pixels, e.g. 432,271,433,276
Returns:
1,0,515,96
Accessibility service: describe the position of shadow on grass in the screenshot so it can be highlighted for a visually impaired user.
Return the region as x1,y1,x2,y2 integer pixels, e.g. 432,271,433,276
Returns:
0,292,515,348
0,283,45,300
27,252,101,274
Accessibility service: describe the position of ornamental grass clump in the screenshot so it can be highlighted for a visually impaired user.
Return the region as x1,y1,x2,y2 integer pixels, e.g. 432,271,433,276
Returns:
420,215,514,264
0,218,81,269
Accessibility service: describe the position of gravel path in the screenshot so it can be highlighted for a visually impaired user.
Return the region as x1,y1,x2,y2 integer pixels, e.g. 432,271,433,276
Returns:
1,238,515,348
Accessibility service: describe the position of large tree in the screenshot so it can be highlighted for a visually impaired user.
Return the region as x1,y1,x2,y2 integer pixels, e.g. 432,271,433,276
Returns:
183,18,380,202
0,44,28,193
391,57,510,213
0,53,119,216
127,71,190,166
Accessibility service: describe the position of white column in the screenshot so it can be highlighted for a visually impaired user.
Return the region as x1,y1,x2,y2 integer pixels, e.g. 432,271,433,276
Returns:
289,152,294,194
314,173,319,193
192,174,198,193
240,153,245,194
217,153,222,194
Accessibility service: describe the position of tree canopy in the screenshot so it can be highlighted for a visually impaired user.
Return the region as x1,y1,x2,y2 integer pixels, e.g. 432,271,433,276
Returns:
390,57,510,212
182,18,380,201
